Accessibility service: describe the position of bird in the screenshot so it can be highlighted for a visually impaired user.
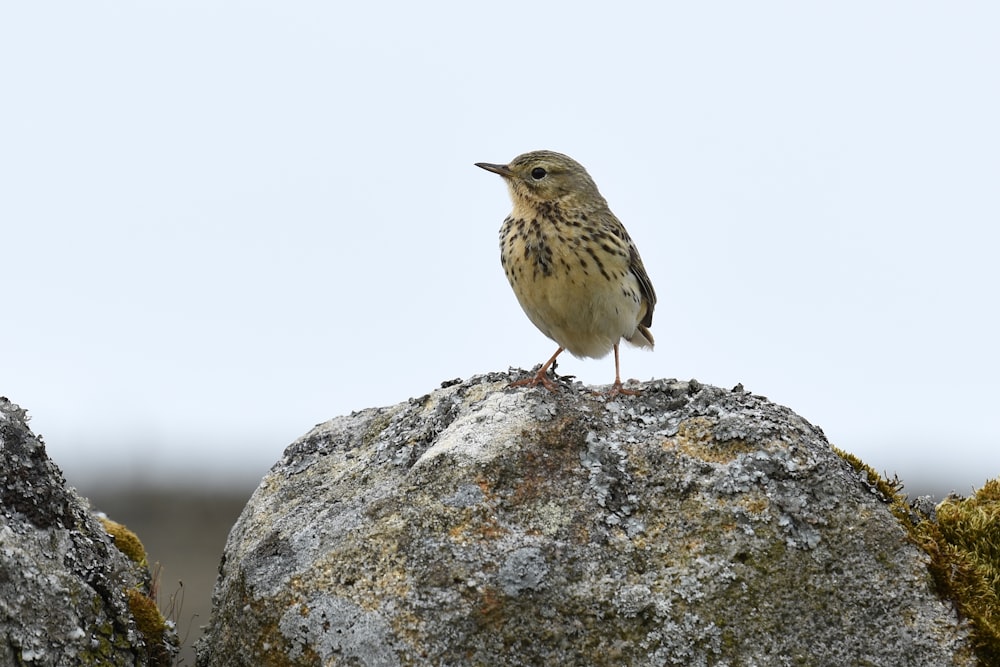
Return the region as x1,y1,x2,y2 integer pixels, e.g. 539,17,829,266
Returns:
475,150,656,395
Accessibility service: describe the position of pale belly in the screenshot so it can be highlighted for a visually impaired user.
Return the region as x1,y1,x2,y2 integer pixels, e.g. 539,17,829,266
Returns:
502,232,645,359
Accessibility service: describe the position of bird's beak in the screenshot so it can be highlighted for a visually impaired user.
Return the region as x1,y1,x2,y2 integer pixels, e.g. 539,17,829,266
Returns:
475,162,514,178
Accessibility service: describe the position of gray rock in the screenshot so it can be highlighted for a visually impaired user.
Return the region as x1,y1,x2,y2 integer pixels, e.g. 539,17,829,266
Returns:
197,374,973,666
0,397,178,666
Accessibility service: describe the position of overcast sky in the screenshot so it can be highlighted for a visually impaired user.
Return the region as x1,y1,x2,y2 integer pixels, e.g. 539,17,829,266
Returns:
2,3,997,496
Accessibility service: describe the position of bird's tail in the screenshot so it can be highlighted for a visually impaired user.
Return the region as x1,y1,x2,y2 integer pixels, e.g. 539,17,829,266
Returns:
626,324,654,349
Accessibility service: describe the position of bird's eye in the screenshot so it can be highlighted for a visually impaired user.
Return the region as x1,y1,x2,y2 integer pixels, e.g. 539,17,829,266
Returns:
530,167,547,180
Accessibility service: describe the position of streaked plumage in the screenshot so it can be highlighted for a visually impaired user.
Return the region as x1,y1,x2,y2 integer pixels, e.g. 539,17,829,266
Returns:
476,150,656,394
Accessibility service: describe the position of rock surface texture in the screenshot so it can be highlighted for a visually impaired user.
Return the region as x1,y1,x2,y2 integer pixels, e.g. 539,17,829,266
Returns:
197,374,973,666
0,397,177,666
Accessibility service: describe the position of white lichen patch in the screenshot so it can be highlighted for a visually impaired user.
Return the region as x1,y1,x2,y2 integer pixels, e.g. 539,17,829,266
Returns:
416,389,532,466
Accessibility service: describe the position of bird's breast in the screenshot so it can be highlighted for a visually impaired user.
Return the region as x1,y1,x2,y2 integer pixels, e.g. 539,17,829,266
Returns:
498,212,644,358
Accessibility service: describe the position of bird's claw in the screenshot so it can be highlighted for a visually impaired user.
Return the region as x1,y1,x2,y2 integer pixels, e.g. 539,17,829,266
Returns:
508,371,560,393
603,381,641,397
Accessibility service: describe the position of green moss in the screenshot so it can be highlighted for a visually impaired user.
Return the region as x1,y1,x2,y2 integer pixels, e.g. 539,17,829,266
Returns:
127,588,175,667
99,517,148,568
834,447,1000,665
832,446,908,519
926,481,1000,664
127,588,165,643
94,515,177,665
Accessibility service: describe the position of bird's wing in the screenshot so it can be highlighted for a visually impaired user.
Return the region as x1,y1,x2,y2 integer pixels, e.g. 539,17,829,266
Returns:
604,212,657,328
629,245,656,328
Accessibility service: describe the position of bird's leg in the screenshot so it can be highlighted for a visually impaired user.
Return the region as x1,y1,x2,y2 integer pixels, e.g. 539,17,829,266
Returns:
606,342,640,396
509,347,564,392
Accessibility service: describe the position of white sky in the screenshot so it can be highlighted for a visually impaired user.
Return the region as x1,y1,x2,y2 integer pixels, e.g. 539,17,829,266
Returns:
2,3,997,495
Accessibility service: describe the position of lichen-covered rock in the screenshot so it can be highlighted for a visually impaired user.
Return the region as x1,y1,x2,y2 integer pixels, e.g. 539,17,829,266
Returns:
0,397,178,666
197,374,973,666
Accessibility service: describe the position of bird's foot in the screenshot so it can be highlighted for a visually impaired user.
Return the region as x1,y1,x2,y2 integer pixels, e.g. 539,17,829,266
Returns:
508,369,560,393
603,380,641,397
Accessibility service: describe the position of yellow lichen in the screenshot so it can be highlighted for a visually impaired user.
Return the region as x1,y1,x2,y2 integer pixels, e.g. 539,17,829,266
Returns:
671,417,756,464
99,517,148,568
739,493,770,516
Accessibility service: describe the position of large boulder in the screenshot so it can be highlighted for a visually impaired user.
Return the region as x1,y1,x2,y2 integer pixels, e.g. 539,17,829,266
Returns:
197,373,973,666
0,397,177,666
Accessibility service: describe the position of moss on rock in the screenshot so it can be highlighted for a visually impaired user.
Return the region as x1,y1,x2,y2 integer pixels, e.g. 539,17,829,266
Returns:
925,481,1000,664
100,517,148,568
835,447,998,666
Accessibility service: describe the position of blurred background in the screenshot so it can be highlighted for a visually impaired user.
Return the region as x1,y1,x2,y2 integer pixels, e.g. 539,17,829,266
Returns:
3,2,998,662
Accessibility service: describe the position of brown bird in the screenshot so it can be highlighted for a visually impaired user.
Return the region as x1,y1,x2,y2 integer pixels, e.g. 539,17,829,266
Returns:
476,150,656,395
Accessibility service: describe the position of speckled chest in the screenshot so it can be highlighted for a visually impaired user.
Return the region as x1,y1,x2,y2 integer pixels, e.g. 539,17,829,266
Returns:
498,202,629,287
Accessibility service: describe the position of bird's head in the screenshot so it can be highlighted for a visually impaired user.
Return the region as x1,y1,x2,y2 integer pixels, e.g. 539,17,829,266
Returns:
476,150,607,212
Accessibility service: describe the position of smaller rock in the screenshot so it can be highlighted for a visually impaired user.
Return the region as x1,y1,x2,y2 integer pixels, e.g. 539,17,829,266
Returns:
0,397,178,666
